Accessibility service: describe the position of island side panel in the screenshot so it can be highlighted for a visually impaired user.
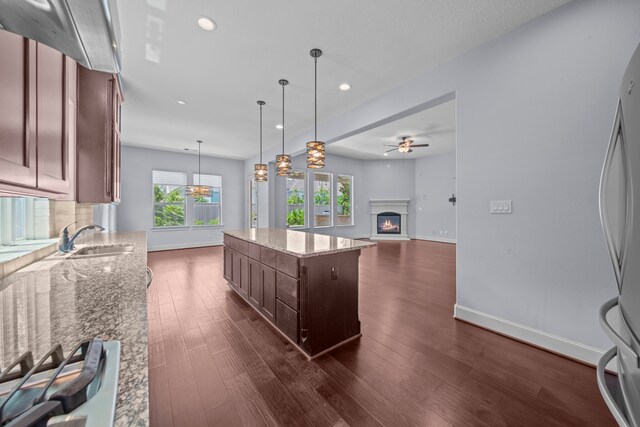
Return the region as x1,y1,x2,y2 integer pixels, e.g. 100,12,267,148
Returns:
301,250,361,356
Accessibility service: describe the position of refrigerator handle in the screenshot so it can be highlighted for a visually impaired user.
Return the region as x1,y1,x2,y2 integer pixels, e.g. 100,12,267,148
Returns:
597,347,631,427
599,98,631,293
599,297,639,369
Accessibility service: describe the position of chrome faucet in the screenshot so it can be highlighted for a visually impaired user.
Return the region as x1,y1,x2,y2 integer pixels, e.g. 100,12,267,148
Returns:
58,223,105,253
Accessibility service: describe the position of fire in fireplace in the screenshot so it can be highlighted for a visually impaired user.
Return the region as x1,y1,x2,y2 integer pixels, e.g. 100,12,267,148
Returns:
377,212,401,234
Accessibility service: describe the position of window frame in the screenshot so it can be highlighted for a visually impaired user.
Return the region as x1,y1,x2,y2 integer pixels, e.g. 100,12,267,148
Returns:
152,170,188,230
313,172,333,228
191,173,223,227
249,178,258,228
285,170,308,229
336,174,354,227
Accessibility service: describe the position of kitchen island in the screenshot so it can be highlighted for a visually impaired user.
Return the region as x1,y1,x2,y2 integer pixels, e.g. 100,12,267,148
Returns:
223,228,375,359
0,232,149,426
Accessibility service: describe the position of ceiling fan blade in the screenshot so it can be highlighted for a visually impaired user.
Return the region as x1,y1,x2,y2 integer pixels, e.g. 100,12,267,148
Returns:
411,144,430,147
384,145,400,147
385,148,398,153
407,149,413,153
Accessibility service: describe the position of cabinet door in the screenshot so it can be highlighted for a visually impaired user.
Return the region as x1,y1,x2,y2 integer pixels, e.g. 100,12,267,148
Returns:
261,265,276,323
36,43,69,193
238,254,249,299
248,259,262,309
223,248,232,281
107,76,121,203
231,251,241,291
0,33,36,188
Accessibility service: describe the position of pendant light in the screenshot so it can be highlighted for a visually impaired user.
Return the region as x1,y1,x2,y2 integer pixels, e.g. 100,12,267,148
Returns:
254,100,268,182
275,79,293,176
186,140,212,197
306,48,325,168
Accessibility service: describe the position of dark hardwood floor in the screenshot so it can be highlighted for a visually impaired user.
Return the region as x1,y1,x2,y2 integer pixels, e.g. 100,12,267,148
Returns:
147,240,615,426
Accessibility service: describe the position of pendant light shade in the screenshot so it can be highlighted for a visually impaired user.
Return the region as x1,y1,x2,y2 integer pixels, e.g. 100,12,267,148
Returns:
276,79,293,176
254,100,268,182
306,48,325,169
186,140,212,197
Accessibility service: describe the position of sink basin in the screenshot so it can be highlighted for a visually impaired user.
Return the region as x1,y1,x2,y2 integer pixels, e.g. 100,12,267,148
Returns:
71,244,134,258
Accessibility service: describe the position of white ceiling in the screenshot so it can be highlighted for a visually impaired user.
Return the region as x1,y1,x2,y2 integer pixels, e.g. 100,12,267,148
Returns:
327,99,455,160
117,0,571,160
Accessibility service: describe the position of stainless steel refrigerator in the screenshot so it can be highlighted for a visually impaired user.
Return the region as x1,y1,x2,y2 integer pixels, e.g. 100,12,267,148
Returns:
598,41,640,427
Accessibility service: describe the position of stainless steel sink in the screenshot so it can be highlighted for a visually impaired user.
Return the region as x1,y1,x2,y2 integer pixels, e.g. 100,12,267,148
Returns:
71,245,134,258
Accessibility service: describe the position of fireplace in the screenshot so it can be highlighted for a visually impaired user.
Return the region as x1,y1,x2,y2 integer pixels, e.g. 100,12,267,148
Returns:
377,212,401,234
369,199,410,241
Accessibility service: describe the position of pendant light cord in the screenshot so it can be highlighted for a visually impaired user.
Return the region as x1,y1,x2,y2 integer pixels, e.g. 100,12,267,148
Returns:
259,103,263,164
282,83,285,155
314,57,317,142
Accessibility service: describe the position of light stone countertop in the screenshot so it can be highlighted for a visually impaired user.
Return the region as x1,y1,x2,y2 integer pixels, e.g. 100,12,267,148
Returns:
224,228,376,257
0,231,148,426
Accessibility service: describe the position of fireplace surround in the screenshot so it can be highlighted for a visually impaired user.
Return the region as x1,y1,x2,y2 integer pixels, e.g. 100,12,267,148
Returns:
370,199,410,240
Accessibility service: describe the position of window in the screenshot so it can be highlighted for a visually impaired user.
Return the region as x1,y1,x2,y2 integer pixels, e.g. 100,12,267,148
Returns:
286,171,306,228
336,175,353,226
153,171,186,227
0,197,50,247
313,172,332,227
192,174,222,226
250,179,258,228
12,198,26,241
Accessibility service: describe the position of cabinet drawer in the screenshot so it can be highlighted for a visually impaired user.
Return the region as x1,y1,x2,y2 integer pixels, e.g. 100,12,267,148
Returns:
223,234,232,247
261,247,276,268
276,252,299,278
236,239,249,255
248,242,261,260
276,300,298,343
276,272,298,310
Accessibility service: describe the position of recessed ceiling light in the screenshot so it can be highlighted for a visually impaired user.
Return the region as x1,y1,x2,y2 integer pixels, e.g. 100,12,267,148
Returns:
383,152,388,156
176,100,187,105
339,83,351,91
196,16,216,31
275,124,284,129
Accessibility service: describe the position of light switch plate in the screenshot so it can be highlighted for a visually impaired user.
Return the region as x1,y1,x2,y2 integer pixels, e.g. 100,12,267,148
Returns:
490,200,512,214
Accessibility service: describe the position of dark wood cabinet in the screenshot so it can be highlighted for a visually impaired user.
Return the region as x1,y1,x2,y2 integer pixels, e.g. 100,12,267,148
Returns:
36,43,70,193
0,32,75,197
261,265,276,323
248,259,262,309
223,231,365,359
0,33,36,189
76,65,122,203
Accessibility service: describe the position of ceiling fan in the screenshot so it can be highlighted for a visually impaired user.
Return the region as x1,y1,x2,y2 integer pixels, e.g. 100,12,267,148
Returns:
385,136,429,154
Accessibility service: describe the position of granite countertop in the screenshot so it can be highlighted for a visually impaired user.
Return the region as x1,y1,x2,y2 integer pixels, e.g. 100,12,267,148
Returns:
0,231,148,426
224,228,376,257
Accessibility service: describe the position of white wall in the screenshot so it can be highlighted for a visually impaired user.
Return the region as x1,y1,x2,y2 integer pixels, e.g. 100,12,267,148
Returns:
118,146,245,251
414,151,456,242
245,0,640,361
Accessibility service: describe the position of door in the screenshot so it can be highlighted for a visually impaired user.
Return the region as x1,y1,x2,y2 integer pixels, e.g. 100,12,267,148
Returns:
36,43,69,193
248,259,262,309
0,33,36,188
261,265,276,322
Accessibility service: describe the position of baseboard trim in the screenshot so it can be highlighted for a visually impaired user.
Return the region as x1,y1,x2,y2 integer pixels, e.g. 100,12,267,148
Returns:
148,241,223,252
413,235,457,244
454,304,607,367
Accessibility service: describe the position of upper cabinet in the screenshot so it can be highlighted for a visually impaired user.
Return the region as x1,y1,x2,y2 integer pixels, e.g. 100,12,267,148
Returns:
0,29,122,203
36,43,72,194
0,31,76,198
76,66,123,204
0,33,37,189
